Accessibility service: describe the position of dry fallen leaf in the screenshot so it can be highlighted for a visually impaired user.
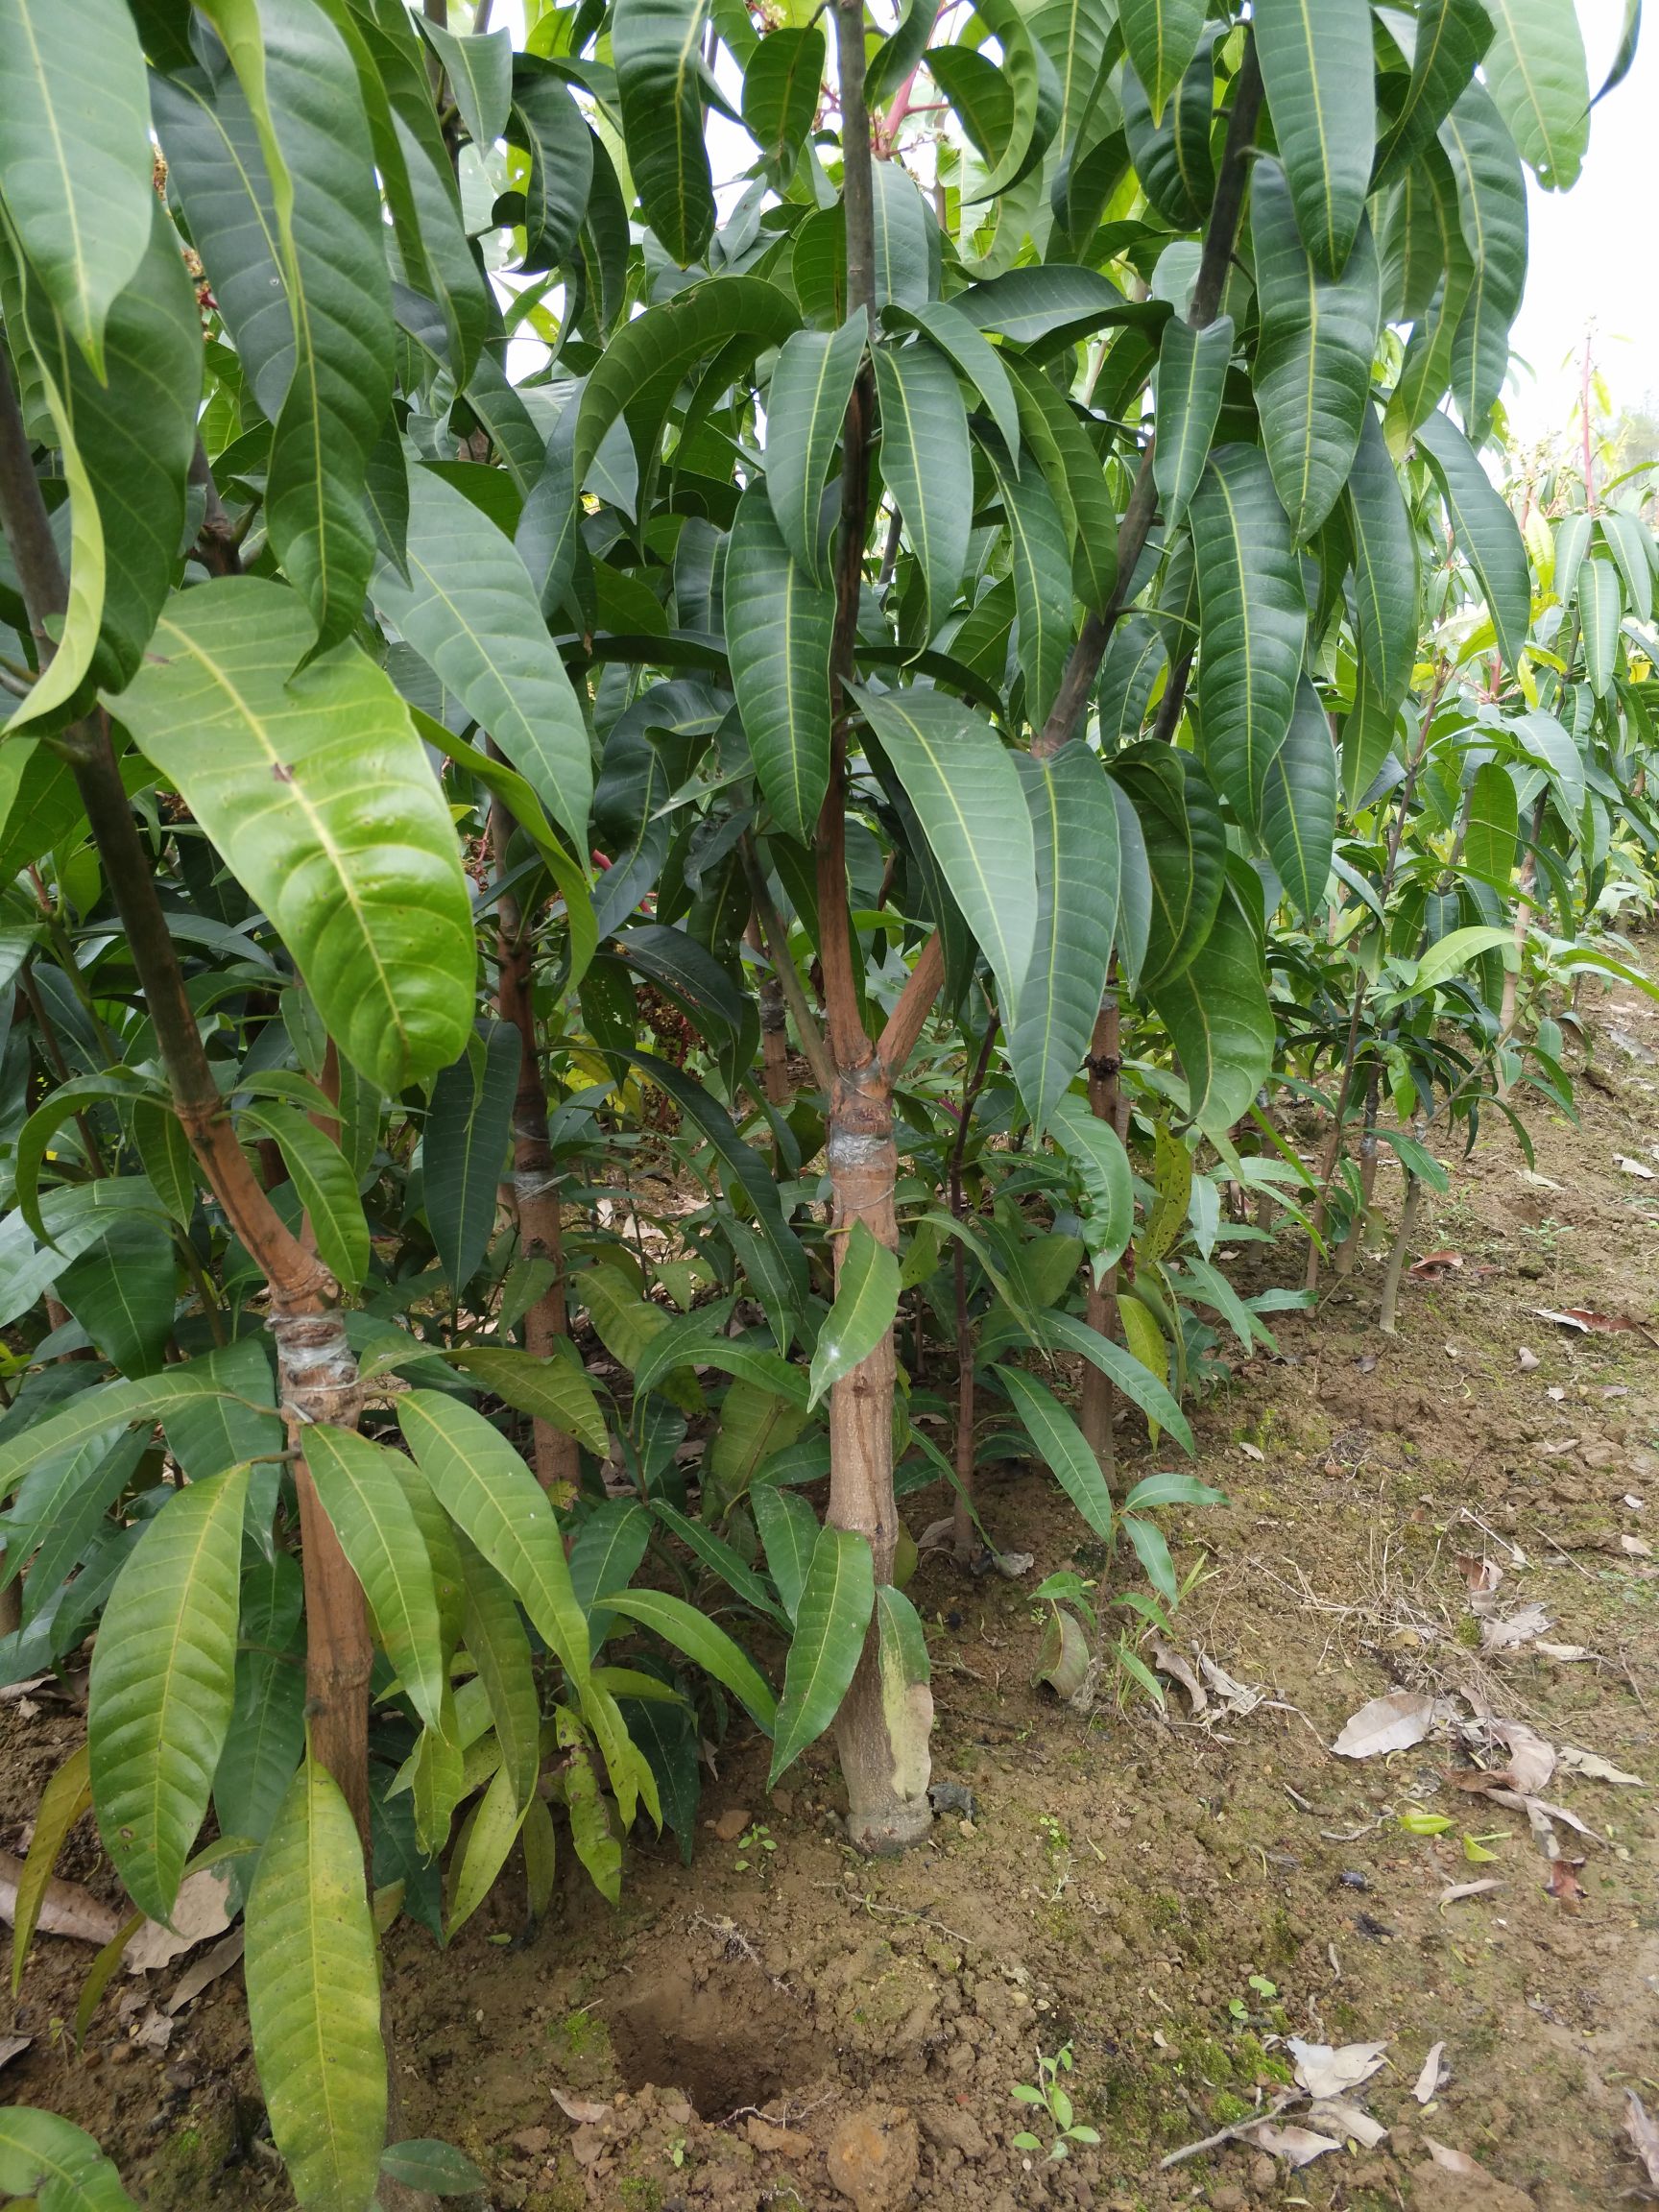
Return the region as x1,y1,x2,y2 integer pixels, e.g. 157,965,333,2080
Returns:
1245,2122,1343,2168
1147,1636,1208,1714
1547,1857,1587,1907
1490,1719,1555,1795
1426,2138,1486,2176
1412,2042,1449,2103
1535,1306,1652,1337
132,2007,173,2054
0,1849,121,1949
1480,1601,1552,1653
1557,1745,1646,1787
552,2089,613,2126
1197,1653,1264,1718
1332,1689,1439,1760
0,2032,30,2072
1624,2090,1659,2189
127,1869,232,1974
1533,1640,1595,1662
1287,2038,1388,2099
1623,1534,1654,1558
1616,1155,1657,1178
1306,2099,1388,2150
166,1928,245,2014
1409,1250,1463,1279
1438,1878,1503,1907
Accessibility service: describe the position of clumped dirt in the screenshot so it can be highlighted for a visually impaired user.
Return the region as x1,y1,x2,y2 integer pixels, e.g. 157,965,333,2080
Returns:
8,977,1659,2212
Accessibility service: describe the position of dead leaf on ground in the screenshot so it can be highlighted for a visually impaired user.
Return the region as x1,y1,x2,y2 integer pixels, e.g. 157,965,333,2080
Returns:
1547,1858,1588,1907
131,2007,173,2054
1624,2091,1659,2189
551,2090,612,2126
1332,1689,1440,1759
1409,1250,1463,1279
1287,2038,1387,2099
1197,1653,1265,1718
1535,1307,1654,1338
1147,1636,1207,1714
1623,1533,1654,1558
1457,1553,1503,1603
1490,1719,1556,1795
1412,2042,1449,2103
1480,1601,1552,1653
127,1869,232,1974
0,2033,30,2071
1616,1155,1657,1178
1244,2122,1343,2167
0,1849,121,1948
1439,1879,1503,1907
916,1518,956,1553
166,1928,244,2014
1426,2138,1487,2176
1558,1745,1646,1787
1306,2099,1388,2150
1533,1640,1595,1662
1237,1440,1264,1461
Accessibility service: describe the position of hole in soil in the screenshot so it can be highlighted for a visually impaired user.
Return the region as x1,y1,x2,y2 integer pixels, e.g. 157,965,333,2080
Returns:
610,1959,816,2121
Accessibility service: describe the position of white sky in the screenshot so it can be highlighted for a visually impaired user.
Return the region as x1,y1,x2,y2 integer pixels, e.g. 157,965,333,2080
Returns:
1506,4,1658,444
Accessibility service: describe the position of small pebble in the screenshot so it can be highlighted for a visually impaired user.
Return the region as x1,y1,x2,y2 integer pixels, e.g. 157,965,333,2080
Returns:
1339,1869,1369,1890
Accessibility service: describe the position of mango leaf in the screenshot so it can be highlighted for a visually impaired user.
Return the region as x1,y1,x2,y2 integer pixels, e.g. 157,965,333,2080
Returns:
398,1391,590,1687
111,578,475,1094
1346,407,1419,718
1108,743,1225,991
10,1743,89,1996
1190,446,1307,828
891,301,1021,460
212,1551,304,1861
88,1463,248,1923
419,15,513,151
0,0,153,376
1578,556,1623,699
768,1526,874,1785
872,342,972,640
1253,0,1376,276
0,1368,236,1503
763,318,865,582
1437,81,1528,439
603,1589,778,1732
1049,1095,1135,1278
245,1754,386,2212
725,484,834,845
742,26,825,180
1480,0,1588,189
808,1220,901,1410
853,684,1035,1021
652,1498,792,1628
1008,746,1118,1136
1152,314,1233,530
1259,678,1338,921
1410,923,1517,992
303,1427,446,1741
1414,410,1530,673
1250,162,1382,542
379,2140,488,2199
1374,0,1493,184
423,1022,521,1294
205,0,395,650
57,1215,176,1380
993,449,1073,731
1147,886,1275,1137
997,1365,1114,1542
442,1344,609,1458
1120,0,1207,123
613,0,715,265
238,1105,369,1291
447,1762,531,1934
1038,1309,1193,1453
1120,38,1215,228
869,157,934,314
0,2106,140,2212
751,1482,819,1625
511,57,594,275
372,464,593,852
1464,757,1519,889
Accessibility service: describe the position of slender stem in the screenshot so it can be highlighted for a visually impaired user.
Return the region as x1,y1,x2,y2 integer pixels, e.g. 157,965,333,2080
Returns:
1378,1174,1422,1335
741,837,834,1093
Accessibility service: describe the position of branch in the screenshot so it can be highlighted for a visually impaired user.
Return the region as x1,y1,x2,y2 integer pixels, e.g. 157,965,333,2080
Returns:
877,929,945,1074
741,837,836,1094
1031,36,1264,759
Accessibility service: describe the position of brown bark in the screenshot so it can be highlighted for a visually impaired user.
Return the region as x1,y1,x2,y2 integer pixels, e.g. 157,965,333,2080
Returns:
751,918,791,1107
489,790,578,1497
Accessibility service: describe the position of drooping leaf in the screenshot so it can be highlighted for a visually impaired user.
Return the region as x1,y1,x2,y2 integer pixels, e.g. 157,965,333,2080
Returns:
0,1369,238,1503
423,1023,522,1295
1049,1095,1135,1278
1120,0,1207,123
853,684,1036,1021
1007,746,1118,1135
808,1220,901,1410
724,485,834,845
762,317,865,582
870,158,935,314
88,1463,248,1923
997,1365,1115,1541
891,301,1021,461
1107,743,1225,991
56,1214,176,1379
447,1762,531,1933
110,578,475,1094
0,2106,140,2212
1464,757,1519,889
1120,37,1216,228
1578,556,1623,698
1437,81,1528,439
238,1105,369,1291
1346,406,1419,717
993,449,1073,731
0,0,153,375
372,464,593,852
442,1345,608,1458
752,1482,819,1625
1479,0,1588,189
603,1589,778,1732
1038,1309,1194,1452
10,1743,89,1996
1152,313,1233,531
1414,409,1530,673
872,341,972,640
1190,446,1308,827
1259,678,1338,920
613,0,716,266
742,25,825,181
510,58,596,272
245,1753,386,2212
1373,0,1493,184
419,15,513,151
1250,161,1382,542
1147,886,1275,1136
1253,0,1376,275
212,1551,304,1861
768,1526,875,1785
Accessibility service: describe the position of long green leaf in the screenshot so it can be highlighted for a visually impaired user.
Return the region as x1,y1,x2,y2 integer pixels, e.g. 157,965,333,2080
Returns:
1464,758,1519,889
751,1482,818,1625
1259,678,1337,920
603,1589,778,1732
1049,1095,1135,1278
613,0,715,265
854,684,1036,1021
111,578,475,1094
1190,446,1308,827
993,449,1073,731
1120,0,1207,123
1578,556,1623,698
763,318,865,582
1120,37,1214,228
1250,161,1381,542
0,0,152,375
239,1104,369,1290
423,1022,521,1294
1008,746,1118,1136
372,464,594,851
419,15,513,150
303,1427,446,1740
870,158,935,313
742,25,825,180
442,1344,609,1458
1414,409,1530,673
1346,406,1419,717
0,2107,140,2211
245,1753,386,2212
459,1543,541,1814
512,59,595,271
1480,0,1588,189
1147,885,1274,1137
892,301,1021,460
1253,0,1376,276
1108,743,1225,990
88,1463,248,1923
725,484,834,845
213,1551,304,1860
1038,1309,1194,1453
997,1365,1115,1542
1374,0,1492,184
808,1220,901,1410
768,1526,874,1786
398,1391,590,1686
1153,314,1233,530
1437,82,1528,439
0,1368,234,1504
204,0,395,650
872,342,972,640
10,1743,89,1995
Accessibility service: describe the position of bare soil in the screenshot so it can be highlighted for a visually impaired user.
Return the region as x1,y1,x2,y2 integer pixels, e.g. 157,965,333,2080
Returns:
9,975,1659,2212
